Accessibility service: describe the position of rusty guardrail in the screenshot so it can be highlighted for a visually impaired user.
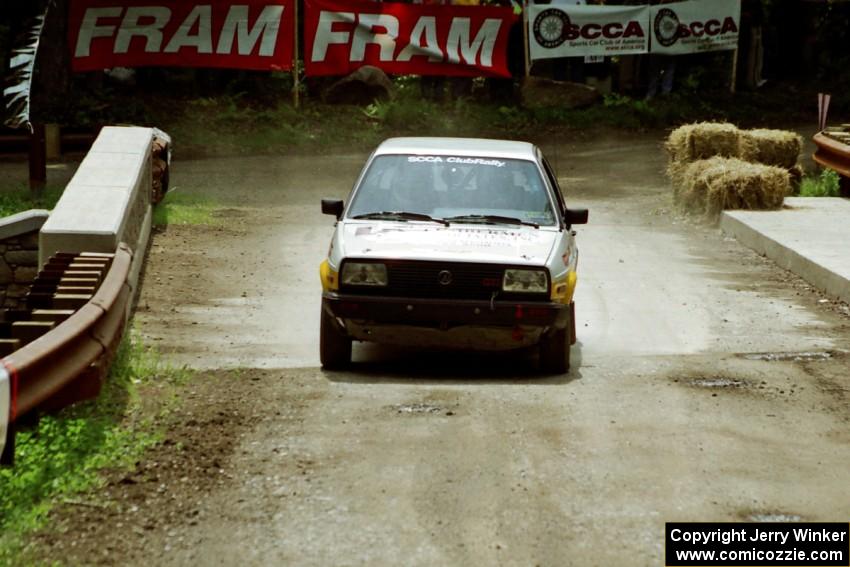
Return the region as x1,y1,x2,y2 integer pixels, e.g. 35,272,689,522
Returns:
813,131,850,179
0,244,133,464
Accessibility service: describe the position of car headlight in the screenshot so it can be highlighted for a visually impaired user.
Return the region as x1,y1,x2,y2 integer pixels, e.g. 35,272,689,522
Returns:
503,269,548,293
341,262,388,286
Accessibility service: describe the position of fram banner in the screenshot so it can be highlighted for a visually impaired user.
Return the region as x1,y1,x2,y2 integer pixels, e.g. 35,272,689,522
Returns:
528,4,650,61
304,0,517,77
68,0,295,71
650,0,741,55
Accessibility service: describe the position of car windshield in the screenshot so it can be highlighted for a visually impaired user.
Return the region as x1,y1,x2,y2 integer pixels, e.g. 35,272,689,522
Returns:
346,154,558,226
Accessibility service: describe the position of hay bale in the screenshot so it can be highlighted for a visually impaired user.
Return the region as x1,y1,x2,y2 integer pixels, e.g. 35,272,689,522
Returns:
739,129,803,169
665,125,695,163
788,164,804,194
690,122,741,160
666,122,741,163
674,157,791,218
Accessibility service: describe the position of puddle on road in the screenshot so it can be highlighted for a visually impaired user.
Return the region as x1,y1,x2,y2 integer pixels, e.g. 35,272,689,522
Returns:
742,351,834,362
390,403,453,416
746,512,804,522
685,377,750,389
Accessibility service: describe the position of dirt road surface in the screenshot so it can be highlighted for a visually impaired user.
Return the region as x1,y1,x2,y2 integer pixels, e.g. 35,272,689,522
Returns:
36,133,850,566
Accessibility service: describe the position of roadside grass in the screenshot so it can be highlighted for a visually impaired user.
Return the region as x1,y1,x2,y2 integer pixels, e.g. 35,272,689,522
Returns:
799,168,841,197
0,185,63,218
153,191,218,226
0,333,191,564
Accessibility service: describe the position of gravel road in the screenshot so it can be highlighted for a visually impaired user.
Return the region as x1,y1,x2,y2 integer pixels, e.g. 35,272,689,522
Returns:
33,132,850,566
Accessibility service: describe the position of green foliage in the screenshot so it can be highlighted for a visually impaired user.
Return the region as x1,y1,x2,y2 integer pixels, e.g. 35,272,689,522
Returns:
799,168,841,197
0,185,62,218
0,334,190,562
153,191,218,226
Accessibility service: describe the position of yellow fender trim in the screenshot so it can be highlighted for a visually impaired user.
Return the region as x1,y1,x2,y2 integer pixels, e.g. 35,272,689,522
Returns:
320,259,339,291
551,271,578,304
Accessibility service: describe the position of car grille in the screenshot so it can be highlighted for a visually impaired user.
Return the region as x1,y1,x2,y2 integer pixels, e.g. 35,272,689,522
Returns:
340,260,549,302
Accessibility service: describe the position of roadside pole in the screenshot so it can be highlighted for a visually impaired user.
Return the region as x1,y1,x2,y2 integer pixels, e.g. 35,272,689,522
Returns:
29,123,47,198
729,48,738,94
293,0,301,109
522,0,530,78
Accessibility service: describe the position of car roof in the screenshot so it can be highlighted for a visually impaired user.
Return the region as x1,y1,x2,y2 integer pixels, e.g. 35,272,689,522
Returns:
374,137,538,161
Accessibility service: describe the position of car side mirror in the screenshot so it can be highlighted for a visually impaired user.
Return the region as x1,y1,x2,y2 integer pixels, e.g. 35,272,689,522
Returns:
322,199,344,220
566,208,588,226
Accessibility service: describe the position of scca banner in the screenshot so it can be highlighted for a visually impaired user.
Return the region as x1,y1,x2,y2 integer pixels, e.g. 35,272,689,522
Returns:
305,0,517,77
650,0,741,55
69,0,294,71
529,4,650,61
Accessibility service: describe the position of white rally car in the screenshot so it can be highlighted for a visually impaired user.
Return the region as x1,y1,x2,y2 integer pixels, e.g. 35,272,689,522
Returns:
319,137,588,373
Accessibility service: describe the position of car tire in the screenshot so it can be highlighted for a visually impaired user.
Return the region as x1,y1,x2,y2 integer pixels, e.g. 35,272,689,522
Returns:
320,307,351,370
540,316,571,374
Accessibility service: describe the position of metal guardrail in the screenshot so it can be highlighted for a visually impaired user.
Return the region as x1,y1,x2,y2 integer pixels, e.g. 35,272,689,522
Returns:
813,132,850,179
0,244,132,464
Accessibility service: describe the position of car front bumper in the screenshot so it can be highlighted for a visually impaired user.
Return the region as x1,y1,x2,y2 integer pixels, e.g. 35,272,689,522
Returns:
322,292,569,331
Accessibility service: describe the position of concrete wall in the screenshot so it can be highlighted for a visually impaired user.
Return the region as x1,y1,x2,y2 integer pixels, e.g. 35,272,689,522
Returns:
0,210,50,310
39,126,155,300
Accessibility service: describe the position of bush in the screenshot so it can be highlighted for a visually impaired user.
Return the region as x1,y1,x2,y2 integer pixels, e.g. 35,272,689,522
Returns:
799,168,841,197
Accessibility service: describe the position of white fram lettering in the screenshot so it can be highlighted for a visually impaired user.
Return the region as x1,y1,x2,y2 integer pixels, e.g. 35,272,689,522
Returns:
311,11,502,68
397,16,442,62
216,5,284,56
351,14,398,62
312,11,355,61
75,4,285,58
115,6,171,54
165,5,213,53
75,7,122,57
445,18,501,67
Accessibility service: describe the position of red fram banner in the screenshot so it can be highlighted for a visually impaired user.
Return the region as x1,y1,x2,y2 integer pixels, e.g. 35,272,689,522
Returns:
304,0,517,77
69,0,294,71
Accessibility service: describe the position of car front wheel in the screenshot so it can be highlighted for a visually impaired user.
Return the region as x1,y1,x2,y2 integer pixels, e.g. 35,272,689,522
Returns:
320,307,351,370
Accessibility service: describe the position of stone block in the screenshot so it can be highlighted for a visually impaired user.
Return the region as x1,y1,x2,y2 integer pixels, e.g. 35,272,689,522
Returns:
0,259,12,285
13,266,39,283
6,250,39,266
6,284,30,298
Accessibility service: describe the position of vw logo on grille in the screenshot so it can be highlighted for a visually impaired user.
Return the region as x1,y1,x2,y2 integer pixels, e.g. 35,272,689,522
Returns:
438,270,453,286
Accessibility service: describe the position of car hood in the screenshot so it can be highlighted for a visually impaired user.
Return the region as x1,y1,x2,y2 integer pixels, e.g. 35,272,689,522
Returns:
337,221,558,266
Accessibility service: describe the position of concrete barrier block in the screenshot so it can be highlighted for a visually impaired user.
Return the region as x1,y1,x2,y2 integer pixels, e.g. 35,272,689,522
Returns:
39,126,155,268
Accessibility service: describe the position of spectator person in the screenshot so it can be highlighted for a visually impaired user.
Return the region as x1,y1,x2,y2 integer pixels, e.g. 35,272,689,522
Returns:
484,0,523,102
645,0,677,99
448,0,481,99
414,0,448,100
740,0,765,89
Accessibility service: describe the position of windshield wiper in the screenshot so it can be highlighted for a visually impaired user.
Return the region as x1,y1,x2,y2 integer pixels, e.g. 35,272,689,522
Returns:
444,214,539,229
352,211,449,226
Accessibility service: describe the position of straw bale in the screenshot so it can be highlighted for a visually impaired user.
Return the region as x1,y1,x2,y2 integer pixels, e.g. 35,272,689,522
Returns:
675,157,791,218
666,122,741,163
665,125,695,163
739,129,803,169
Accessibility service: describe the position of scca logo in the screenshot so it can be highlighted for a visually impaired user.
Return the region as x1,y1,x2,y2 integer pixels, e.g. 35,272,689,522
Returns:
533,8,643,48
654,7,738,47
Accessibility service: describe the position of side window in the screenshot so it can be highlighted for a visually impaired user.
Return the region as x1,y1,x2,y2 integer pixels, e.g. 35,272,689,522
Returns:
541,157,567,217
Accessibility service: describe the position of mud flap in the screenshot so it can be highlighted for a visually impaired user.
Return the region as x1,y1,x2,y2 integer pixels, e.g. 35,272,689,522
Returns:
570,302,577,345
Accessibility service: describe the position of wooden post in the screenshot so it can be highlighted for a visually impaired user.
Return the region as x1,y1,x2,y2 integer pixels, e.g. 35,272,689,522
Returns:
522,0,531,78
729,48,738,94
29,123,47,198
293,0,301,108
